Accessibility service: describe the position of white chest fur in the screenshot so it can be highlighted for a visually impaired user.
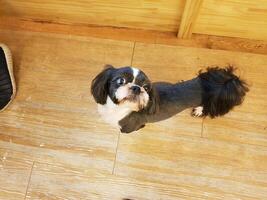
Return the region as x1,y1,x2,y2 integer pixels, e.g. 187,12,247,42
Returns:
97,97,135,128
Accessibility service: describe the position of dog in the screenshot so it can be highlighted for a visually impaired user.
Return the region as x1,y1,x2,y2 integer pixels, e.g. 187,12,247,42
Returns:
91,65,248,133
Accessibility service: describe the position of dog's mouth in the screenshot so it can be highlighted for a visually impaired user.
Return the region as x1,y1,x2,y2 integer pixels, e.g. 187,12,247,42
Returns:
119,94,147,110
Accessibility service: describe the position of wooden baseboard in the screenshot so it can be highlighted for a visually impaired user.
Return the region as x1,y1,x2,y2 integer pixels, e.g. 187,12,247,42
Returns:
1,16,267,55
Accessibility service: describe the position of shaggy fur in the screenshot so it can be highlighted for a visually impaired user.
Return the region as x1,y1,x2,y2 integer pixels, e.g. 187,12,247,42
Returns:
198,66,249,118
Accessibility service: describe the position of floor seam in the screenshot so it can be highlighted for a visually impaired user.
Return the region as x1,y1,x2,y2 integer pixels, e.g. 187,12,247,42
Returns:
24,161,35,200
112,133,121,175
130,42,136,66
109,40,134,175
201,118,204,138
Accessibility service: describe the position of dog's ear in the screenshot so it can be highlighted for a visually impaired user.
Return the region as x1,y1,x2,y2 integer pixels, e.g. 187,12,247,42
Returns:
91,65,114,104
146,86,159,114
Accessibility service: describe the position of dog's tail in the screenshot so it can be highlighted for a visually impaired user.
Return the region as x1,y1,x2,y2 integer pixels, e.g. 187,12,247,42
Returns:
198,66,249,118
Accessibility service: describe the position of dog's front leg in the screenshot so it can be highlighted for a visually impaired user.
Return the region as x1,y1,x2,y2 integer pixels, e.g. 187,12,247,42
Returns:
119,112,146,133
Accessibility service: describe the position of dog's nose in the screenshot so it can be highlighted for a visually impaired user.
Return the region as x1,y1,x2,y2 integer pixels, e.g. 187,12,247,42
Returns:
131,86,141,95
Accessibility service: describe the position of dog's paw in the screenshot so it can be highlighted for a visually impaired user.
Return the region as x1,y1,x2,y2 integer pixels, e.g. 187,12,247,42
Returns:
192,106,204,117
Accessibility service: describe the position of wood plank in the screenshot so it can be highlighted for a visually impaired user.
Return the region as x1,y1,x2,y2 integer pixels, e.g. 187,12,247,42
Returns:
0,0,185,32
113,42,267,199
194,0,267,40
202,58,267,146
0,29,134,173
114,133,267,199
178,0,203,39
1,16,267,55
25,162,200,200
132,42,267,146
0,152,33,200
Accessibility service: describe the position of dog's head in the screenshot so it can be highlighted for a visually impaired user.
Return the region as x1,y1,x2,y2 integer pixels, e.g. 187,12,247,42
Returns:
91,65,158,114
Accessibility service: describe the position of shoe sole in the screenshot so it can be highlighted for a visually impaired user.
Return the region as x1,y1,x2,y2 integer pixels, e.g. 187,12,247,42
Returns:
0,43,16,112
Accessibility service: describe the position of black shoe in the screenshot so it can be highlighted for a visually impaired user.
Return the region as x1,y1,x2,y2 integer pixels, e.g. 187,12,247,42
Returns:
0,44,16,111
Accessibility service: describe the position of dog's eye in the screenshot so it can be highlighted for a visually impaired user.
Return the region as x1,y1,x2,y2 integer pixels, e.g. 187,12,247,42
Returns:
116,77,126,85
143,85,149,91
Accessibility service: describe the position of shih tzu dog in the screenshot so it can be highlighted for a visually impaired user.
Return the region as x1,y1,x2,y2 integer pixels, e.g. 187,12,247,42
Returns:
91,65,248,133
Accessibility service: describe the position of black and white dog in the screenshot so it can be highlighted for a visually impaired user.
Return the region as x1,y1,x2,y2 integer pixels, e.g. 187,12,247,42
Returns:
91,65,248,133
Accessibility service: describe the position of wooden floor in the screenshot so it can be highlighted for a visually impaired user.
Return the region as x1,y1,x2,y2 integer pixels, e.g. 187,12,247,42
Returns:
0,29,267,200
